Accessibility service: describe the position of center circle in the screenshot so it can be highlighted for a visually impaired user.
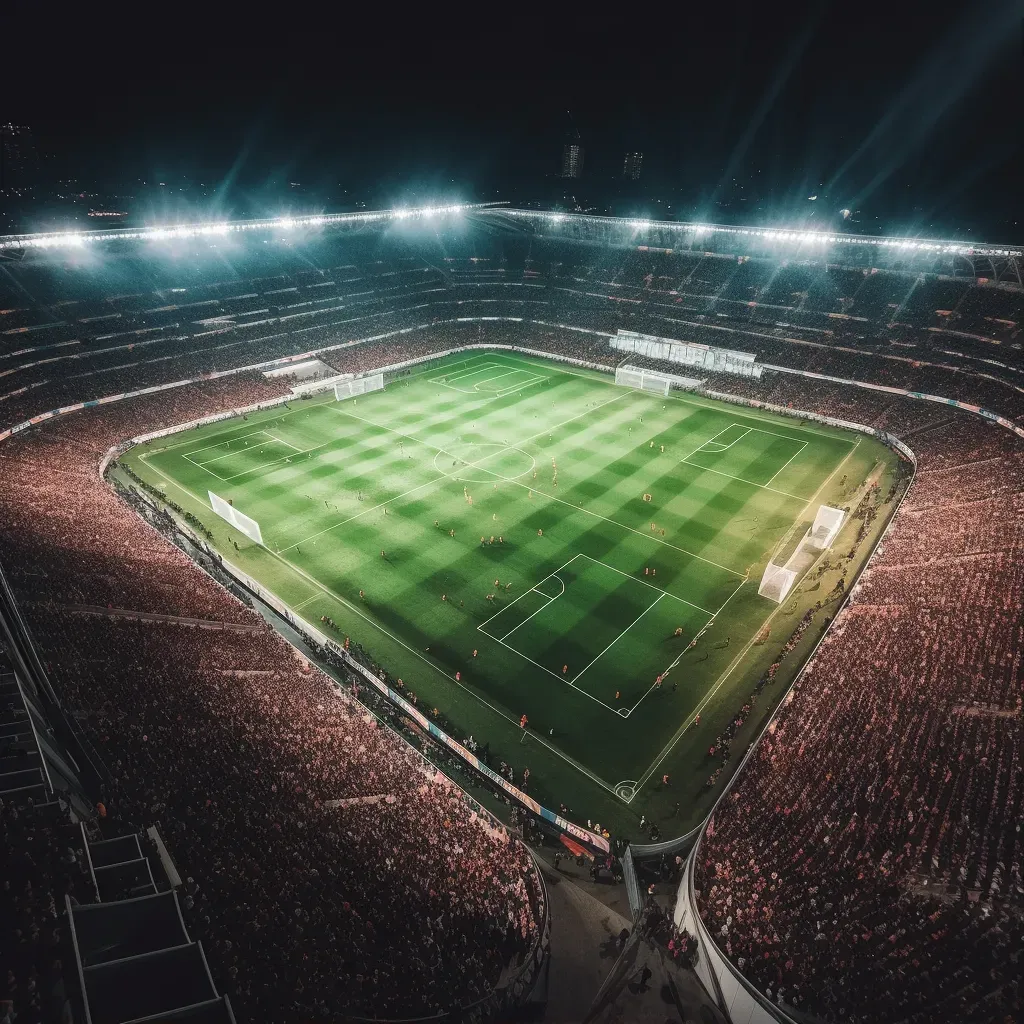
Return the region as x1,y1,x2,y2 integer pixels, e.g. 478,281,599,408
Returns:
433,442,537,483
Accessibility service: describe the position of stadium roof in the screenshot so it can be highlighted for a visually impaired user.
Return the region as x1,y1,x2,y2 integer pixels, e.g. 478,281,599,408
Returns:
1,203,1020,260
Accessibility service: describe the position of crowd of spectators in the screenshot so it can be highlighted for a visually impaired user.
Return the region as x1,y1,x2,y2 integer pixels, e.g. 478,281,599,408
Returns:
4,230,1023,434
0,371,546,1021
0,781,88,1024
692,375,1023,1023
2,231,1023,1021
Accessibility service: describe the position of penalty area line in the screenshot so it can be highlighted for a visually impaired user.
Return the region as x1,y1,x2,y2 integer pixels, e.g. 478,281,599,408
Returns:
122,454,621,798
630,438,862,800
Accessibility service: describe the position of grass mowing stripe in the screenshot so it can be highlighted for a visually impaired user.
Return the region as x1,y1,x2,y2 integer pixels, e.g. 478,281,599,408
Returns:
630,435,863,798
281,390,630,553
677,458,811,501
765,440,809,487
120,351,895,832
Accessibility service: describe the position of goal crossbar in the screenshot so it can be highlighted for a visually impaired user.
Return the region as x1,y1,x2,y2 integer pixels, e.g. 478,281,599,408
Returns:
615,365,670,397
335,373,384,402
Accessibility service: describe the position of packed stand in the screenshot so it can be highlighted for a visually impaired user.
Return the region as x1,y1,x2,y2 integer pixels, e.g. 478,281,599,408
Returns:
693,397,1023,1023
0,778,89,1024
0,372,543,1021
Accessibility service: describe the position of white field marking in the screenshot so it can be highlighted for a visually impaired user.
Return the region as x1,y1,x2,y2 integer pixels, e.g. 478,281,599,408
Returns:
495,353,858,444
154,354,494,458
219,436,340,483
477,465,746,579
193,434,296,467
499,576,566,641
181,427,269,458
472,368,529,388
138,455,199,501
575,553,716,616
262,430,302,451
629,437,862,800
128,454,621,795
744,425,814,444
680,424,738,462
195,446,260,467
486,635,623,716
697,425,751,453
765,440,809,487
292,593,322,611
262,546,621,793
624,574,748,719
570,593,665,687
433,366,520,393
491,374,547,397
182,453,230,481
329,404,447,456
476,554,579,633
281,390,631,553
428,361,505,384
678,458,810,502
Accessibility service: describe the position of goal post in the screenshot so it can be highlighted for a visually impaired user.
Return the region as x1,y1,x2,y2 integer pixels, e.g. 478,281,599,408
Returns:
758,563,797,604
334,373,384,402
209,492,264,546
615,366,670,397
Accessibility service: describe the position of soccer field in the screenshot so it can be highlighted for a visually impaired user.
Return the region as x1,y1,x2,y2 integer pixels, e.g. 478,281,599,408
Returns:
123,351,881,821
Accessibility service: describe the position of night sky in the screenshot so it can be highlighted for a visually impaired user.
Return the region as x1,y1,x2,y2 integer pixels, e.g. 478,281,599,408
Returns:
4,1,1022,236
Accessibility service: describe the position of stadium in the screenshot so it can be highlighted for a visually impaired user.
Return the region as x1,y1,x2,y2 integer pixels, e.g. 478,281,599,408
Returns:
1,205,1021,1023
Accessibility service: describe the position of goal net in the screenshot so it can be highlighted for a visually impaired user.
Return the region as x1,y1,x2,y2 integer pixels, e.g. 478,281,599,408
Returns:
615,366,670,397
808,505,845,551
335,373,384,402
209,491,264,546
758,563,797,604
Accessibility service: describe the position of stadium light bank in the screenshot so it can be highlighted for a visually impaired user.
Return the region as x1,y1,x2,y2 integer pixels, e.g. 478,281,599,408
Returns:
523,211,1022,259
3,203,1020,259
0,203,491,252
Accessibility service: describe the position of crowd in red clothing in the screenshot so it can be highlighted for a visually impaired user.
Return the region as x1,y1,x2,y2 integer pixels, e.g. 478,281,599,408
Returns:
693,375,1023,1023
0,370,547,1022
2,314,1023,1022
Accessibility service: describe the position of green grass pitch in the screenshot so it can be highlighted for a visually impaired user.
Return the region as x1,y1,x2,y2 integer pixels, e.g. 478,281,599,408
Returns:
122,351,886,827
